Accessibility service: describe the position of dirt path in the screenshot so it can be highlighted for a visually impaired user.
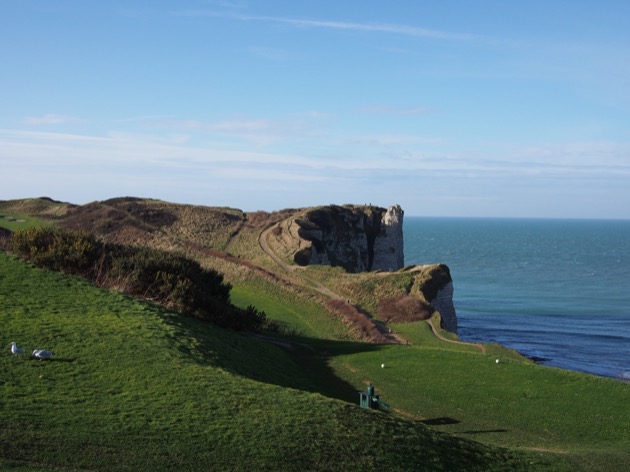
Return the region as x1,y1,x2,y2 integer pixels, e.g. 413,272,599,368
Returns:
258,223,339,298
427,317,486,354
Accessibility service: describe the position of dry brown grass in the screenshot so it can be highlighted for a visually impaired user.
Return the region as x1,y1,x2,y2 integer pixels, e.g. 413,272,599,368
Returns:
0,197,74,219
377,295,433,322
245,208,298,228
51,198,249,255
324,298,392,343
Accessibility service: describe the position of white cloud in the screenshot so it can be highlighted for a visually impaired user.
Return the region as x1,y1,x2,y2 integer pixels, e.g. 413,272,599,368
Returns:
255,16,477,41
3,128,628,179
173,11,478,41
23,114,83,125
2,126,629,218
508,141,630,168
153,116,329,146
350,134,444,147
206,0,248,9
0,128,314,170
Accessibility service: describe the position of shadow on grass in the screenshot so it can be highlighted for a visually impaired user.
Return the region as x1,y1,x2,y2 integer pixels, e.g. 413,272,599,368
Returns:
460,429,510,435
161,311,386,404
279,334,386,403
422,417,460,426
27,357,76,363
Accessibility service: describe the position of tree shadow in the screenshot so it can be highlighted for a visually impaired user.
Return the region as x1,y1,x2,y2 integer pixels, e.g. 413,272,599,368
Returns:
161,311,385,404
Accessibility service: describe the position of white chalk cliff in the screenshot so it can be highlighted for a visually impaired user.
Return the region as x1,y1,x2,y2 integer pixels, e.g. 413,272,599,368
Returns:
430,281,458,333
293,204,405,273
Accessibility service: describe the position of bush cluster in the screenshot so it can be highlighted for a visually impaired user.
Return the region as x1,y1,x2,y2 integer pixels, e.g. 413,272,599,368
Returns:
10,227,267,331
11,226,100,276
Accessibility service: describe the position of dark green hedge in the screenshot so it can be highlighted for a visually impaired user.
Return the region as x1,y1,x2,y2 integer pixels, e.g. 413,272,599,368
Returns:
10,227,266,331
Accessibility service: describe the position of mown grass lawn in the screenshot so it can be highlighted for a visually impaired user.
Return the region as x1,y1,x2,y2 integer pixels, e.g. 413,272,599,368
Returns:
327,339,630,471
0,213,51,232
233,279,630,470
1,253,561,471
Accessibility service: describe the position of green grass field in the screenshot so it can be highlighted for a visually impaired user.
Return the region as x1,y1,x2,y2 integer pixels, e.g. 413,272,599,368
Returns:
231,277,630,470
2,253,565,471
2,211,629,470
0,213,51,232
230,280,351,340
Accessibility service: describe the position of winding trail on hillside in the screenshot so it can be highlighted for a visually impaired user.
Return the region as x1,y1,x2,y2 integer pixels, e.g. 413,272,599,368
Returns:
259,223,339,299
427,317,486,354
259,222,403,344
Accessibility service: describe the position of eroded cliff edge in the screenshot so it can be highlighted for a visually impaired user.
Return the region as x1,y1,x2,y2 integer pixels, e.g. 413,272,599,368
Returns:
290,204,404,273
266,203,457,333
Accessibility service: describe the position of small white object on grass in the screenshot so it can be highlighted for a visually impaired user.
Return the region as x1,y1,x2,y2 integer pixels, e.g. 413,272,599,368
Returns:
32,350,53,360
10,342,25,355
496,359,500,364
381,363,385,368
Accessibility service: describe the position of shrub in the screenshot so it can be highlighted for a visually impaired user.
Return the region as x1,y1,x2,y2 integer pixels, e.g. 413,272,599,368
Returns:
9,227,264,332
215,305,268,332
11,227,102,276
104,246,231,312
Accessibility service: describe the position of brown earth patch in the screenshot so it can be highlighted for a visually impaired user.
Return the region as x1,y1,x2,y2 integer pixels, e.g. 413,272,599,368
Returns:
377,295,433,323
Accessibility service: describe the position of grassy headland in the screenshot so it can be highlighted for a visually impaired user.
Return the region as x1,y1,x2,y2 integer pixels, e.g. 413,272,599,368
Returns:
1,197,629,471
1,253,558,471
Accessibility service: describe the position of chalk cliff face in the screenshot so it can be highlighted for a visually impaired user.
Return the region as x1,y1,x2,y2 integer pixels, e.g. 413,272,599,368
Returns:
372,205,404,271
430,281,458,333
293,204,404,273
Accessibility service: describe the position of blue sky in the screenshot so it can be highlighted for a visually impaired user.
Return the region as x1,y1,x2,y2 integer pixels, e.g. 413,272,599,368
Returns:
2,1,629,218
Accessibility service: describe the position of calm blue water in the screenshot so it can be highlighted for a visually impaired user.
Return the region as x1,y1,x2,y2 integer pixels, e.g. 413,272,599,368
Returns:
404,217,630,379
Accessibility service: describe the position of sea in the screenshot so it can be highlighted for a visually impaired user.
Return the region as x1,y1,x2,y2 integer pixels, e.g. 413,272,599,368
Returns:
404,217,630,380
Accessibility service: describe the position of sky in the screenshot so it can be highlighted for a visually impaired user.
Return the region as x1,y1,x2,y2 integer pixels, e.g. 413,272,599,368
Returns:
1,1,630,218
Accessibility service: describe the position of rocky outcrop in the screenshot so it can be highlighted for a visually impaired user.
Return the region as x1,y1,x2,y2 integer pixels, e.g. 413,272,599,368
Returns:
430,281,458,333
372,205,404,271
406,263,458,334
293,204,404,273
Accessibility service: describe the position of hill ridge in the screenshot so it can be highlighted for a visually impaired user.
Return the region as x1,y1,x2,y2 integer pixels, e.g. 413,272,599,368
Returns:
1,196,456,342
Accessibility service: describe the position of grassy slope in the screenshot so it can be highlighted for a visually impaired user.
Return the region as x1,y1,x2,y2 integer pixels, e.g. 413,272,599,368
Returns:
230,281,350,340
0,214,52,232
1,253,555,472
3,199,629,471
231,285,630,471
